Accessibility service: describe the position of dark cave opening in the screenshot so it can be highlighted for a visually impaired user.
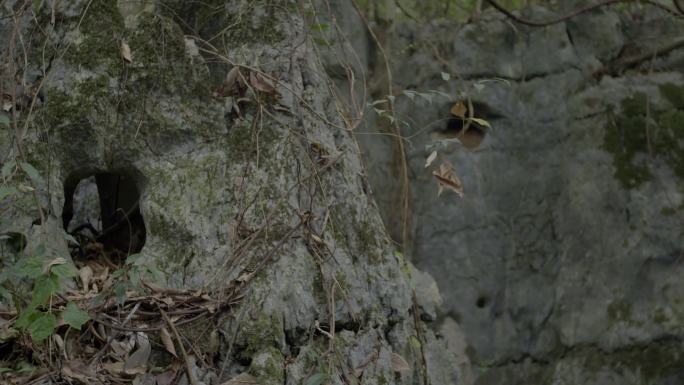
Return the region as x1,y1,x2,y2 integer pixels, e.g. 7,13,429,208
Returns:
444,116,486,150
437,100,503,150
62,171,146,258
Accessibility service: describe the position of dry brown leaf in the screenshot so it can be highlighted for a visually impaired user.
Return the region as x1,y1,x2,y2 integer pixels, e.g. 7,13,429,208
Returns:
450,101,466,118
310,233,324,244
155,371,177,385
237,272,253,282
79,265,93,291
249,71,276,94
160,327,177,357
124,333,151,374
111,336,136,358
224,67,241,94
145,281,164,292
390,352,411,373
43,257,67,274
52,333,64,351
425,150,437,168
132,374,157,385
432,161,464,198
220,372,259,385
120,41,132,63
102,361,125,375
62,360,96,382
97,323,108,342
184,37,199,56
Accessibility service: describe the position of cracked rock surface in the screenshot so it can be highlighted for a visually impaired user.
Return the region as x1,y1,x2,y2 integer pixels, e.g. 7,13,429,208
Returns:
0,0,465,384
356,5,684,385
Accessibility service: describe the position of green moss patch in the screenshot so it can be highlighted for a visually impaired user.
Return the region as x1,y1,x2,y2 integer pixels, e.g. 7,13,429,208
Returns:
603,86,684,189
606,298,632,321
64,0,126,71
582,339,684,382
235,313,284,360
248,348,285,385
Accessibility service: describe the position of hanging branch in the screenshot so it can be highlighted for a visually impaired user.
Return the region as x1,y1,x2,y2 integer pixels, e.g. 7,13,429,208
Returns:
485,0,682,27
594,36,684,77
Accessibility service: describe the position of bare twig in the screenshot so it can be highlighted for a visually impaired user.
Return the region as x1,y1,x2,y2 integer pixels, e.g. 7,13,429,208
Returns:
594,36,684,77
90,302,141,365
485,0,681,27
159,307,200,385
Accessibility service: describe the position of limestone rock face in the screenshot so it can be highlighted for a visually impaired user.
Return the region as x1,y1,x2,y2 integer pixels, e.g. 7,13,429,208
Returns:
0,1,463,384
357,5,684,384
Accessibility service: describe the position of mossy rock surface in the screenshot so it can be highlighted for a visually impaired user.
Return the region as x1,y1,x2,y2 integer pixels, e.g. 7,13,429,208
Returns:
603,85,684,189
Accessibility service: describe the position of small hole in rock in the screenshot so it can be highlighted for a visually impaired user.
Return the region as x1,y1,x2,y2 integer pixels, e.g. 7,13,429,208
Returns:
434,101,501,150
444,117,486,150
62,171,146,262
476,296,489,308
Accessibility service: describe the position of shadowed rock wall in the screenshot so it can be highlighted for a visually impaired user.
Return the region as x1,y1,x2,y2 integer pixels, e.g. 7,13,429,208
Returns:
356,5,684,385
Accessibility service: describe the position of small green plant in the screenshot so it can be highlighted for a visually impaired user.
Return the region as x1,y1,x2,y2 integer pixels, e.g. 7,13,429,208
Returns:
9,248,87,342
304,347,332,385
109,252,165,305
0,156,163,346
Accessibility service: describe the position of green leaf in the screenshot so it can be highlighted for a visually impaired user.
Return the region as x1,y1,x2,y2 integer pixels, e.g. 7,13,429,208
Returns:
89,293,106,308
0,186,18,201
429,89,452,99
470,117,491,128
15,308,38,329
30,274,60,307
62,232,79,245
111,269,125,279
63,302,90,330
19,162,45,186
129,267,142,286
146,266,165,283
32,0,43,13
402,90,416,101
15,363,35,374
51,262,77,278
0,113,9,129
126,253,144,265
441,72,451,81
114,283,127,305
309,23,329,31
18,256,44,279
0,285,10,302
0,367,12,374
306,373,327,385
373,108,385,116
1,160,15,178
394,251,405,263
409,335,422,349
27,312,56,342
312,37,332,46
